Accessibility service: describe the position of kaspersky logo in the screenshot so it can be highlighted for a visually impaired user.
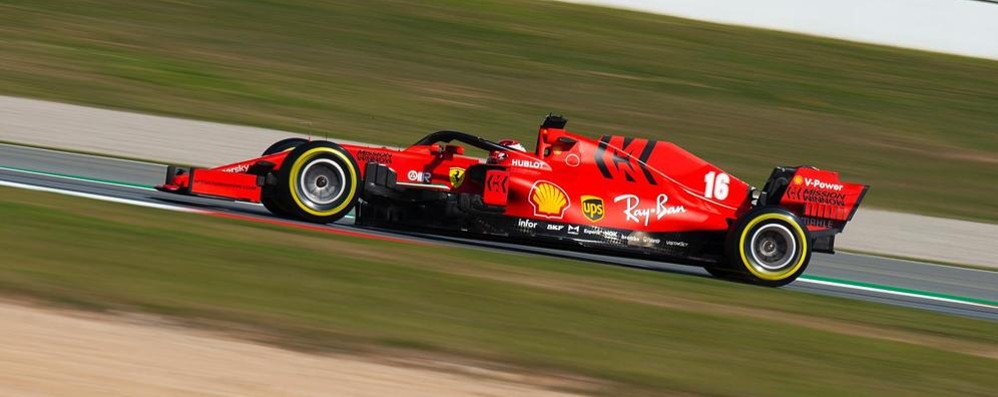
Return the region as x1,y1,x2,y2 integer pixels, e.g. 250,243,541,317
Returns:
529,180,569,219
220,164,250,173
581,195,604,222
449,167,466,188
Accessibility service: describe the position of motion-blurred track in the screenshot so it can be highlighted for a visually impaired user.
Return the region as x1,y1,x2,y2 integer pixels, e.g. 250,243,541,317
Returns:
2,143,996,320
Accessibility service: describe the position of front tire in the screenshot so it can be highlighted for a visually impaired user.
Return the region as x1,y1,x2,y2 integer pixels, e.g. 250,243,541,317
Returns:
260,138,310,217
724,208,811,287
273,141,360,223
263,137,310,156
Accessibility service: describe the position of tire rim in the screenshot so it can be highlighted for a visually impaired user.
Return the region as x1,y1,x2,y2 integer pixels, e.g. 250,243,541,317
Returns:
749,223,797,273
298,158,346,206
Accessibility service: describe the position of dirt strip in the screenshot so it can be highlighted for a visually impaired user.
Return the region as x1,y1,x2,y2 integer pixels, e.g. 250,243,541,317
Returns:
1,95,995,268
0,301,584,397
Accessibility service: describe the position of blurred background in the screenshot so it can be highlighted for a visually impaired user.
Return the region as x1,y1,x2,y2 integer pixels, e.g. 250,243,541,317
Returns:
1,1,997,397
1,0,996,221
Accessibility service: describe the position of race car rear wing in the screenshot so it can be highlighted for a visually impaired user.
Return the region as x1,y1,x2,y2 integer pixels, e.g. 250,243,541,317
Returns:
757,166,869,253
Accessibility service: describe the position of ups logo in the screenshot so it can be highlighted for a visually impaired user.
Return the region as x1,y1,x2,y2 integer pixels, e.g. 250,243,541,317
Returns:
581,195,604,222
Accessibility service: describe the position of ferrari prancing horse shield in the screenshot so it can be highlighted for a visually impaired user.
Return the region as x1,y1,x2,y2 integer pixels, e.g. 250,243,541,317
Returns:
449,167,466,188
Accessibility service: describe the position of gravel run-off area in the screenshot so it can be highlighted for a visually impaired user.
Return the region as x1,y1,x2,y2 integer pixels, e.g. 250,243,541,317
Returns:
0,301,584,397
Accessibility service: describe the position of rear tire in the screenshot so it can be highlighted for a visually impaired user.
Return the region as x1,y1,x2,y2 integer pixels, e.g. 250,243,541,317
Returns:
722,208,811,287
704,266,745,282
272,141,360,223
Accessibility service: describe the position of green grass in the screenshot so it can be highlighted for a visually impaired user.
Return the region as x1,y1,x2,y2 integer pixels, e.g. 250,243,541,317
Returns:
0,1,996,221
2,187,997,396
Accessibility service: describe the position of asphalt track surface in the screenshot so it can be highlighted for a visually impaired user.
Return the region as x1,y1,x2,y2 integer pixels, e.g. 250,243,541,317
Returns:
1,143,996,320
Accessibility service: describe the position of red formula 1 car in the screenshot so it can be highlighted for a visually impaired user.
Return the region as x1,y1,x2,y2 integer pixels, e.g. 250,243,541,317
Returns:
157,115,868,286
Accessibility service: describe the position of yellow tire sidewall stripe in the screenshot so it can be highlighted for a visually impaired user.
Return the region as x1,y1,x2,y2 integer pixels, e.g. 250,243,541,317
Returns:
738,213,808,281
288,147,358,217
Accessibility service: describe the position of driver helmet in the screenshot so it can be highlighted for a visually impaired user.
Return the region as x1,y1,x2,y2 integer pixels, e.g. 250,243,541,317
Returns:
498,139,526,152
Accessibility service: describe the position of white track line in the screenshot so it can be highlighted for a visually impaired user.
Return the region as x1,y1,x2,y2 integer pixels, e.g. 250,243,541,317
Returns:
0,167,357,218
0,165,156,191
0,180,203,213
796,278,998,310
0,142,164,166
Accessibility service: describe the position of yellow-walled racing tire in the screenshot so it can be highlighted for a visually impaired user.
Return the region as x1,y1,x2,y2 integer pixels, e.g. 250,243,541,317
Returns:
724,208,812,287
273,141,360,224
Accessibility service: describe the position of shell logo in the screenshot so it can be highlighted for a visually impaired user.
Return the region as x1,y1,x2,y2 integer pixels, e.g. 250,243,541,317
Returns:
793,175,804,186
529,181,570,219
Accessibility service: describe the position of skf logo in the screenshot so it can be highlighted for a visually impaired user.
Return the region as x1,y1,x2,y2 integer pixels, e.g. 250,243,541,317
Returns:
793,175,804,186
529,181,569,219
581,195,604,223
449,167,466,188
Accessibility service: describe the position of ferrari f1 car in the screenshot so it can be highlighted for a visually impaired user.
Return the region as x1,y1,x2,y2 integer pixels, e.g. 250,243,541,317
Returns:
157,115,868,286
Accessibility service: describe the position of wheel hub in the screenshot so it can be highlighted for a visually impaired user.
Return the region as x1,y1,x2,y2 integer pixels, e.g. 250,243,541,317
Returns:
760,238,778,256
298,159,345,206
749,223,797,272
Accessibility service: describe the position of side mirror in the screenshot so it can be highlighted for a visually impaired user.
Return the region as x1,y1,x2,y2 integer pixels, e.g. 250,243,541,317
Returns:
445,144,464,155
541,130,577,145
556,136,577,145
429,144,443,155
